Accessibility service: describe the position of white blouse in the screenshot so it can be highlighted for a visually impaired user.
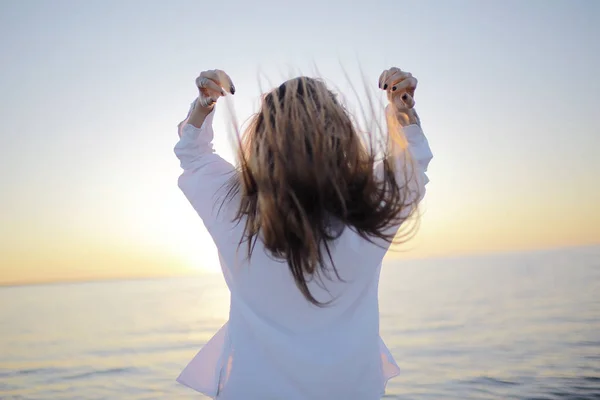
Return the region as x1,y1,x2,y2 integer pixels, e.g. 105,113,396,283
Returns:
174,102,433,400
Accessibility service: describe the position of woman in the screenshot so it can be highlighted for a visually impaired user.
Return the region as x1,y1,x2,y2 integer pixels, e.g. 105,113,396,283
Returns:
174,67,433,399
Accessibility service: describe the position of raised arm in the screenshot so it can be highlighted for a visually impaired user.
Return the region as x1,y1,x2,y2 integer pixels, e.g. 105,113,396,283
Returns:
375,68,433,234
382,105,433,195
174,69,238,233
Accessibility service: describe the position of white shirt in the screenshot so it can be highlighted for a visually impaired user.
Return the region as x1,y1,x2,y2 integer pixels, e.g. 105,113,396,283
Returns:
174,104,433,400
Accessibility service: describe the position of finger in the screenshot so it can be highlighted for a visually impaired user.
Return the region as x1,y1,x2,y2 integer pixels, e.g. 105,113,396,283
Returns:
378,70,389,89
390,92,415,110
201,70,235,95
401,93,415,108
387,67,402,78
380,67,402,89
390,76,418,95
383,71,412,91
197,75,226,96
387,87,415,108
215,70,235,94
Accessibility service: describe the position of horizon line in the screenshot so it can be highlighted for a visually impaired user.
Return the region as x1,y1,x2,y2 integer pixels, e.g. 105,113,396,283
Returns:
2,243,598,289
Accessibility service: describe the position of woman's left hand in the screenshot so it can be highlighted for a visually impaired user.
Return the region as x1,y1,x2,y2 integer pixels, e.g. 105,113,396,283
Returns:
378,67,417,109
379,67,420,126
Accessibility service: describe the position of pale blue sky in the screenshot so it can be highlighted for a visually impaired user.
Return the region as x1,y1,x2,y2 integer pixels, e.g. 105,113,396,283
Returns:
1,0,599,282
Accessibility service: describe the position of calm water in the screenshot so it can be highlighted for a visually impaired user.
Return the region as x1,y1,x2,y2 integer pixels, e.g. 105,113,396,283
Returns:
1,246,599,399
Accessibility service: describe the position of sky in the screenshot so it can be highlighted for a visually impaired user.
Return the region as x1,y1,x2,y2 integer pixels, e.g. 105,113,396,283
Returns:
0,0,599,285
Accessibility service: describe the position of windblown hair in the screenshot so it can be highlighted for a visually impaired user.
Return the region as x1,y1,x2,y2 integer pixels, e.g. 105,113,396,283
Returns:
226,76,420,305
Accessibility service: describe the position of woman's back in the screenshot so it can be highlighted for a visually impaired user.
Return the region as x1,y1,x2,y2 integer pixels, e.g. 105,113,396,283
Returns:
173,69,432,399
214,224,392,399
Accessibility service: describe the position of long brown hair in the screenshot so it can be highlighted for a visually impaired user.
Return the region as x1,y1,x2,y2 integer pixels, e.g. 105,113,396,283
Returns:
225,76,420,305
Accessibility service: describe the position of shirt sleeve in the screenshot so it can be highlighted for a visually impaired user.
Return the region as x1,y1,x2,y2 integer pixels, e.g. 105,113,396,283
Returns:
174,103,237,234
374,114,434,237
396,124,433,188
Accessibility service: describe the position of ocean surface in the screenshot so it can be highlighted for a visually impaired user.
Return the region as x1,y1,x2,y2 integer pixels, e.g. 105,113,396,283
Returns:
1,246,599,399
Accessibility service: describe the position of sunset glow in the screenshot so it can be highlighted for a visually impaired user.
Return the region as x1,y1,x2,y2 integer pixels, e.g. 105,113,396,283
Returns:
1,1,598,285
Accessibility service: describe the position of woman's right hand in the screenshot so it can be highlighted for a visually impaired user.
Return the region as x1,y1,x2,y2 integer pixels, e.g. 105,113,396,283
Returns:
183,69,235,131
379,67,420,126
195,69,235,110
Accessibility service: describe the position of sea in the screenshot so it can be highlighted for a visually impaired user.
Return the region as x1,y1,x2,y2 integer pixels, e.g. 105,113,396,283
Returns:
1,246,599,399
